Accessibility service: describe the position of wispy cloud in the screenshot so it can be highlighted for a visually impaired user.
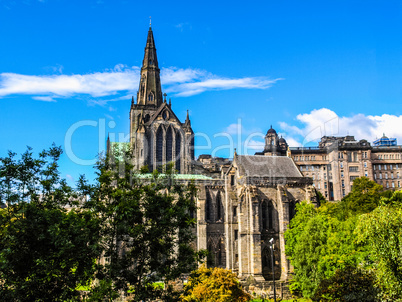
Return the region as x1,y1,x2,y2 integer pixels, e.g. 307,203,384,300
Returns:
280,108,402,146
0,65,281,103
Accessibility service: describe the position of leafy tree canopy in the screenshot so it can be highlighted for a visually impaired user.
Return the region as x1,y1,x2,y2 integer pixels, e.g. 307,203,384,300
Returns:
181,265,251,302
0,145,102,302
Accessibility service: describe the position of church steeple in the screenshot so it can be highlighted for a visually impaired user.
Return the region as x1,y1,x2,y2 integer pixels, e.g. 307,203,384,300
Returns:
137,25,163,106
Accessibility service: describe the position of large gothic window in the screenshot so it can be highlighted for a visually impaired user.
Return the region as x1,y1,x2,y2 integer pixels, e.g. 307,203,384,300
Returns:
165,127,173,165
261,200,274,231
175,132,181,173
216,191,223,222
147,132,153,172
206,190,212,221
156,127,163,172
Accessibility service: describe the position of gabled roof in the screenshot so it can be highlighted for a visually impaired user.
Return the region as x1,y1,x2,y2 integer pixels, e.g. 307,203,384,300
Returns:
147,102,185,126
234,155,302,178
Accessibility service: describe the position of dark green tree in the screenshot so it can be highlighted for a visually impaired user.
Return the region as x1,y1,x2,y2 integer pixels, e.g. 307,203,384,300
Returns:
356,190,402,301
341,177,383,214
0,145,102,302
82,147,203,301
312,266,377,302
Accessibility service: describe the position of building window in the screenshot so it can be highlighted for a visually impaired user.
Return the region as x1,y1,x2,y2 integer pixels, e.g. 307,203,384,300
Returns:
392,182,395,188
318,183,321,189
312,166,315,171
380,173,382,179
384,165,388,170
364,162,367,168
341,171,344,178
374,173,377,179
386,182,389,188
342,180,345,187
385,173,388,179
397,172,400,179
233,206,237,218
324,182,327,189
365,171,368,177
396,164,399,169
349,166,358,172
350,176,358,182
390,164,393,170
342,189,345,197
391,173,394,179
234,230,238,240
379,165,382,170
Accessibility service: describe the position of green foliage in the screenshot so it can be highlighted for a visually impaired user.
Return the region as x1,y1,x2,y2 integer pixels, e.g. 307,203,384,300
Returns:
0,145,102,302
285,177,402,300
80,147,203,301
312,266,377,302
341,176,383,214
285,200,369,298
181,265,251,302
356,191,402,301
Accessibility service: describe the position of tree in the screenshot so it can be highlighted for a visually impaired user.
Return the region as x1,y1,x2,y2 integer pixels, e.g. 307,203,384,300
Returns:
0,145,102,302
181,265,251,302
356,190,402,301
82,147,203,301
312,266,377,302
285,201,369,298
341,177,383,214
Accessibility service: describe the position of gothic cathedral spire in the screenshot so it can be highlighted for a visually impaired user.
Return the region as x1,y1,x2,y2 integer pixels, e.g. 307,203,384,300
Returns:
136,25,163,106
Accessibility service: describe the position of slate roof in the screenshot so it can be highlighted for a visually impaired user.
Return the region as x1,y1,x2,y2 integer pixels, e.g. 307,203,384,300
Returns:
235,155,302,178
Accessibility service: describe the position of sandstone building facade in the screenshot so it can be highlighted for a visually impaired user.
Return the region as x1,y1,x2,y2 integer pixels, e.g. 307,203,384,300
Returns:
120,25,401,283
289,134,402,201
124,26,318,283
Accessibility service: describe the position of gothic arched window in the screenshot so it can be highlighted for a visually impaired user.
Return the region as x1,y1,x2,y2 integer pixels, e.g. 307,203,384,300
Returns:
206,190,212,221
148,92,154,103
175,132,181,173
156,127,163,172
216,191,223,222
165,127,173,165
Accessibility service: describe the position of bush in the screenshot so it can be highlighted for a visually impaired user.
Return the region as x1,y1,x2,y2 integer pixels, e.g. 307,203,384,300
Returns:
181,265,251,302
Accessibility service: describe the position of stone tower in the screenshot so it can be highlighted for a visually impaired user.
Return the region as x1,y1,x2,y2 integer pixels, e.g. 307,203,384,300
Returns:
130,26,194,173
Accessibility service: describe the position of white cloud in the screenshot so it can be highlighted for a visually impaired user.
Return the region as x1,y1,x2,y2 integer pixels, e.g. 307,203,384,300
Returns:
224,123,244,135
280,108,402,146
32,96,56,102
0,65,281,103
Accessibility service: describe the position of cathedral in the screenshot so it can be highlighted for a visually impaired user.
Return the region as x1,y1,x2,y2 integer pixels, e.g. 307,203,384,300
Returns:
129,26,194,174
118,25,318,283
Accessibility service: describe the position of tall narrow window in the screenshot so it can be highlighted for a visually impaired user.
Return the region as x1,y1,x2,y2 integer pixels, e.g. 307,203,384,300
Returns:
206,190,212,221
216,191,223,221
148,92,154,102
175,132,181,173
156,127,163,172
165,127,173,165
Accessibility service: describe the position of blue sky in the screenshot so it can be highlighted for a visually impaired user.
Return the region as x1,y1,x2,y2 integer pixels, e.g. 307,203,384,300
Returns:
1,0,402,185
